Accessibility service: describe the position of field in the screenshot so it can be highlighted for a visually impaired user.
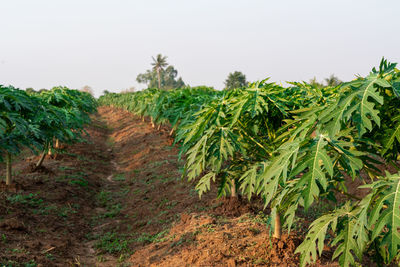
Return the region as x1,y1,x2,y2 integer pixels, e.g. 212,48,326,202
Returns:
0,107,325,266
1,59,400,266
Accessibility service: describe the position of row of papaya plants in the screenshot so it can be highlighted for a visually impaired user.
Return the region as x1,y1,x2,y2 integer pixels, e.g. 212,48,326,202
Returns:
98,58,400,266
0,85,97,185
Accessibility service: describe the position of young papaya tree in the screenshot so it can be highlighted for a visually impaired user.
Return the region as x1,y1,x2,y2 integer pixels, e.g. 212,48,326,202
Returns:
182,80,340,210
239,58,400,266
0,86,44,184
36,87,96,165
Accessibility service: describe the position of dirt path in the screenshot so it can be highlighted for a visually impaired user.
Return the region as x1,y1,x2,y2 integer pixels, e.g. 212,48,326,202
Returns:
1,106,339,267
0,107,115,266
0,106,216,266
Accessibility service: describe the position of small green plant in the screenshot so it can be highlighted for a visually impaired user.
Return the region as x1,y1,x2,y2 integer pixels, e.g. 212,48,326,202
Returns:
95,232,130,253
58,206,77,218
24,260,37,267
7,193,43,207
135,230,169,243
112,173,126,181
103,203,122,218
96,190,112,206
58,166,76,171
33,204,57,215
68,177,88,187
45,253,55,260
2,234,7,243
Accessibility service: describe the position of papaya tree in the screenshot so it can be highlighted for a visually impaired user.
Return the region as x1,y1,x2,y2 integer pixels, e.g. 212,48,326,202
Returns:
239,58,400,265
0,86,43,184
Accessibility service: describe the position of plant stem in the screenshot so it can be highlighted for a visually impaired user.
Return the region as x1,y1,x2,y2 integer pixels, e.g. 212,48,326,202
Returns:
36,150,47,169
169,128,174,136
6,152,12,185
333,187,361,201
273,212,282,239
231,180,237,198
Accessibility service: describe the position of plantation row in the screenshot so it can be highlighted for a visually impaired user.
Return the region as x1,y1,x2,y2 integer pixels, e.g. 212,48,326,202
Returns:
0,86,96,185
99,59,400,266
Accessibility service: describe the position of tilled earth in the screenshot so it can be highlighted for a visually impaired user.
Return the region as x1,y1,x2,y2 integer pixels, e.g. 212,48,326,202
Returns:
0,106,344,266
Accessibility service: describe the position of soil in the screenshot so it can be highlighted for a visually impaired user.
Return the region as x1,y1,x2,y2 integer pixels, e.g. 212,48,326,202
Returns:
0,106,376,266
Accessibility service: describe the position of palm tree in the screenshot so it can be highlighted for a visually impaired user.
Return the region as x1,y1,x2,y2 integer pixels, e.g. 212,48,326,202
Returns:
151,54,168,89
324,74,342,87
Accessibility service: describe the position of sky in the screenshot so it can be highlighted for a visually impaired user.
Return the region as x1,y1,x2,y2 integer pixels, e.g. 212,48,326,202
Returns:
0,0,399,97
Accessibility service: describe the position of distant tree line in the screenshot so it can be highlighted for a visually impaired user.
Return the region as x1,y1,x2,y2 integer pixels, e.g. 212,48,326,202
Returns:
309,74,342,88
100,55,343,96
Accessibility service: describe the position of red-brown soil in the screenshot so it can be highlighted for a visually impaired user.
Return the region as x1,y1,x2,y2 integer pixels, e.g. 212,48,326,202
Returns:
0,106,362,266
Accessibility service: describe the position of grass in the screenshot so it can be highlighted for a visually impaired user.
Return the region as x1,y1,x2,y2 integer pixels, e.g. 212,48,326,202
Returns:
96,190,112,206
1,234,7,243
58,205,78,218
55,171,89,188
0,260,37,267
95,232,131,254
103,203,122,218
112,173,126,181
94,190,124,219
115,187,130,197
7,193,43,207
68,177,89,187
58,165,76,171
135,229,169,243
33,204,57,215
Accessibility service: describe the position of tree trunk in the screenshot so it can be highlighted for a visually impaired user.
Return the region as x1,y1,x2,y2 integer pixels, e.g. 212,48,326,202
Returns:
6,152,12,185
151,117,155,128
157,69,161,89
142,116,145,122
273,212,282,239
157,124,161,131
35,150,47,169
54,139,60,159
231,180,237,198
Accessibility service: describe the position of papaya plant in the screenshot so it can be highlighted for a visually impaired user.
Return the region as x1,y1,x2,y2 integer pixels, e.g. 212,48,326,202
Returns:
36,87,97,166
0,86,45,184
239,58,400,265
99,59,400,266
0,85,97,184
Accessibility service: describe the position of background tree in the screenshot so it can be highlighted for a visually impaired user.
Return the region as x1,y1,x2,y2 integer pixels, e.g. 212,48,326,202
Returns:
81,85,94,95
25,87,36,94
121,86,136,94
151,54,168,89
137,55,185,90
309,77,324,88
324,74,342,86
309,74,342,88
225,71,247,89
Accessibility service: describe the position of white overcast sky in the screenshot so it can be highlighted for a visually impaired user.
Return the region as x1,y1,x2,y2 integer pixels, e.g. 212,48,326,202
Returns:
0,0,399,97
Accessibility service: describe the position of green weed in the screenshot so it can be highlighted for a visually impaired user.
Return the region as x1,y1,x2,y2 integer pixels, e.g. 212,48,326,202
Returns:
7,193,43,207
95,232,130,253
